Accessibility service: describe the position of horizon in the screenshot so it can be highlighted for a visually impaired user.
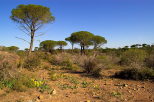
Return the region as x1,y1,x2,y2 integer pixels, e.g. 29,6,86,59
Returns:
0,0,154,50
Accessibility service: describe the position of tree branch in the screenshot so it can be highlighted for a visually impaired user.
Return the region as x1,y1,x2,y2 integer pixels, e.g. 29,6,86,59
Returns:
35,33,45,37
15,37,30,44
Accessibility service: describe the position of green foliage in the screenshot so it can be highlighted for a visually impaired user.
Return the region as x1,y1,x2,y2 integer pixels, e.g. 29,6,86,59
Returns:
39,84,52,94
71,31,94,45
16,50,27,57
81,81,89,88
114,68,154,80
68,31,94,54
56,41,67,50
111,91,122,97
6,46,19,52
40,40,57,52
10,4,55,54
97,54,120,69
120,49,147,68
2,80,15,89
11,4,54,25
65,37,75,49
130,44,141,48
0,75,50,92
1,76,35,92
66,31,107,54
92,35,107,49
0,82,4,90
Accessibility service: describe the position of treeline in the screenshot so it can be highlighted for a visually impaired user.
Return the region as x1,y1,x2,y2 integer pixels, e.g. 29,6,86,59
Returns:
0,4,151,56
8,4,107,55
1,43,153,54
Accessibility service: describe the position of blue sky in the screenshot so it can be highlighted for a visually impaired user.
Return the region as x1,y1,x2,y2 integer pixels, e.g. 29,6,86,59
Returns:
0,0,154,49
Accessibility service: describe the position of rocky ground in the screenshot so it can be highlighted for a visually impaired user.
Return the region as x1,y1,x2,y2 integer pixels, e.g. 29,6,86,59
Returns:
0,66,153,102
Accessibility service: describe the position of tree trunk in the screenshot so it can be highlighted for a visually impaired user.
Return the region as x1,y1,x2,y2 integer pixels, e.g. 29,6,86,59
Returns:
28,31,35,55
83,45,85,55
71,43,74,50
80,46,83,55
60,46,62,50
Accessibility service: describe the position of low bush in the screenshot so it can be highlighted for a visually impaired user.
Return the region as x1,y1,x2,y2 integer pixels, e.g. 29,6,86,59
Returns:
82,55,104,77
0,75,50,92
0,82,4,89
0,51,19,80
34,51,52,62
97,54,120,69
50,53,76,70
145,53,154,69
114,68,154,80
120,49,147,68
16,50,27,58
23,55,41,70
1,75,35,92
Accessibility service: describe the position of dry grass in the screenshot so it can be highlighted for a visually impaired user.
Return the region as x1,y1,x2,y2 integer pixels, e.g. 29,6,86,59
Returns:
0,51,20,80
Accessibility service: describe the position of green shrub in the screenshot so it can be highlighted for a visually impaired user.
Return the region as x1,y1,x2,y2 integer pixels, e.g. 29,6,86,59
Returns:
16,50,27,58
0,75,50,92
114,68,154,80
97,54,120,69
39,84,52,94
0,82,4,89
120,49,147,68
111,91,121,97
23,55,41,70
1,75,35,92
81,81,90,88
2,80,15,88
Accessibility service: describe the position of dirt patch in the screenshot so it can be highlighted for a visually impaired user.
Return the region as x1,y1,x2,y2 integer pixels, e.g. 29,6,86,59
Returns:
0,68,153,102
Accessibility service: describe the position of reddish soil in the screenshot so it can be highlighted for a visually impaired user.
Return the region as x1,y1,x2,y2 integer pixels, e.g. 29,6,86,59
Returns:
0,68,153,102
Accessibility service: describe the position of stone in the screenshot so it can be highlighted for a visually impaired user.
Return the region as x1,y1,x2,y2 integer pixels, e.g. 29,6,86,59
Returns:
133,88,136,91
141,86,145,88
124,84,128,87
52,89,56,95
38,95,43,100
128,90,131,93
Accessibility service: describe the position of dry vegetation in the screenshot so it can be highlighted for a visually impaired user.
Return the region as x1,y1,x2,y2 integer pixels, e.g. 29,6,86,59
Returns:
0,47,153,102
0,3,153,102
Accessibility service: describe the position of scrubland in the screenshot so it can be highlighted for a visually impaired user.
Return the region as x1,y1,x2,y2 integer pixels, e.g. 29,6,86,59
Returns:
0,46,153,102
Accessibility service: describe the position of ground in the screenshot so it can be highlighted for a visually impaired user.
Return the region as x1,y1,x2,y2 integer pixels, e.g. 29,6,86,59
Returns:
0,66,153,102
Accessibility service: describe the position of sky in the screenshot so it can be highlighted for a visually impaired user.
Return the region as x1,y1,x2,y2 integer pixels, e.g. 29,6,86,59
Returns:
0,0,154,50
